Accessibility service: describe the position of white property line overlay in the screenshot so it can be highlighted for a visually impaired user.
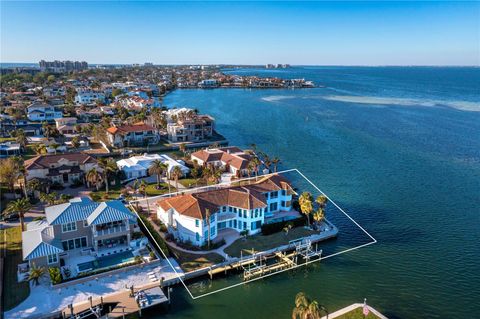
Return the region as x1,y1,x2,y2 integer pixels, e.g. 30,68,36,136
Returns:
129,168,377,300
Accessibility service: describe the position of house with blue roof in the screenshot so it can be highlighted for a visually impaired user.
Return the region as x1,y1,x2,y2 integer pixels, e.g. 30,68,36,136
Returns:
20,197,139,280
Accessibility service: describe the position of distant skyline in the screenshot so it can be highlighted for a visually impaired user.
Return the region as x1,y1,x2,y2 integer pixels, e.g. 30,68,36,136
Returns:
1,1,479,66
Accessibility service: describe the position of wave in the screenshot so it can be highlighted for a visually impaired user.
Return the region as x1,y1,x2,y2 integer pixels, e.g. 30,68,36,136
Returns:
322,95,480,112
261,95,296,102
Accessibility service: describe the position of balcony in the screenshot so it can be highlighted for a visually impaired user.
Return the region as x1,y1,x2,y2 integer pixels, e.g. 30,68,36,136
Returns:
93,225,129,237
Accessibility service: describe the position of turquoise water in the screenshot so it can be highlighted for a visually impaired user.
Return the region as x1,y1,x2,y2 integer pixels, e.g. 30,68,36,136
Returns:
77,251,135,271
155,67,479,318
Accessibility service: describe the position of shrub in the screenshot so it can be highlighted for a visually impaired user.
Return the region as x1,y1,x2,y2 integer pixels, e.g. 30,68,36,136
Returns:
48,267,62,284
50,182,65,190
138,214,170,257
261,216,306,235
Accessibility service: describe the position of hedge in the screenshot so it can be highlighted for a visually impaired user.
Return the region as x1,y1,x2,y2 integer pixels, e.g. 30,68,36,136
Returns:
138,214,170,257
261,216,306,235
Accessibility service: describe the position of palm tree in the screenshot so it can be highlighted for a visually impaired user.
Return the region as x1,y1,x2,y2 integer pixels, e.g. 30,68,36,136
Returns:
299,192,314,227
272,157,281,172
71,136,80,150
179,143,187,158
171,166,182,191
292,292,310,319
28,263,45,287
98,158,118,193
292,292,324,319
139,179,147,198
13,128,28,150
5,198,32,231
314,195,328,226
33,144,47,155
148,159,167,188
190,167,200,186
39,192,57,206
315,195,328,210
12,156,28,197
86,168,101,191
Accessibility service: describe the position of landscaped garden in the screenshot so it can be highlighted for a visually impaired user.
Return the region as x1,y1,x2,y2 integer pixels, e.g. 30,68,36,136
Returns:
224,226,317,258
1,226,30,311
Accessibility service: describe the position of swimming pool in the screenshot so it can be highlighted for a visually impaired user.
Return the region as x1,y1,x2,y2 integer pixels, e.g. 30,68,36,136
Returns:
77,251,135,272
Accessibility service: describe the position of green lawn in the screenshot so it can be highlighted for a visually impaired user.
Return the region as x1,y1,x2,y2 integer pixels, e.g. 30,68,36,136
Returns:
144,183,176,196
224,227,318,258
170,247,224,272
178,178,205,188
336,307,380,319
1,226,30,311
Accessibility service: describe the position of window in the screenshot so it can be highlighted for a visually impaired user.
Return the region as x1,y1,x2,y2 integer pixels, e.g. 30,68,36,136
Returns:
83,220,88,227
281,201,286,207
271,191,278,199
195,233,200,242
210,214,215,222
243,222,247,230
62,237,87,251
270,202,278,212
281,190,286,196
47,254,58,264
229,206,232,212
211,226,216,237
222,206,227,212
195,219,199,227
62,222,77,233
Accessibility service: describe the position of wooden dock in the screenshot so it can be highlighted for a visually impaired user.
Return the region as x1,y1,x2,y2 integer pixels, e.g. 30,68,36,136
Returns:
61,282,169,318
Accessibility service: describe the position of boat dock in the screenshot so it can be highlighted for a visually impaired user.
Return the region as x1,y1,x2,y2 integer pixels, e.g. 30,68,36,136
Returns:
61,284,170,318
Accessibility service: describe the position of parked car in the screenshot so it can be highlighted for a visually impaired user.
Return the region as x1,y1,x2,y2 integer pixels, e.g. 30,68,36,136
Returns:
2,213,19,223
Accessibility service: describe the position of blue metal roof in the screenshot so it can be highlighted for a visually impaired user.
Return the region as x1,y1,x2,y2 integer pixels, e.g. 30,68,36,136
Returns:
87,200,137,225
46,197,99,225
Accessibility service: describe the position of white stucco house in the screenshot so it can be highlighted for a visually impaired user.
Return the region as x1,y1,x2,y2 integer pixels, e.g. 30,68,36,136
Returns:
27,101,63,122
156,174,295,246
191,146,252,177
116,153,190,181
74,90,106,105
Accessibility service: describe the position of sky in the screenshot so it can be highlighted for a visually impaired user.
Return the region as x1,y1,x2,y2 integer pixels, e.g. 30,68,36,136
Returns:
1,1,479,66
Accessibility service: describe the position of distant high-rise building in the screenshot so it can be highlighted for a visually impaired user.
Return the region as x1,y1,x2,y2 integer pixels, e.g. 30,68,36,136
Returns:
38,60,88,72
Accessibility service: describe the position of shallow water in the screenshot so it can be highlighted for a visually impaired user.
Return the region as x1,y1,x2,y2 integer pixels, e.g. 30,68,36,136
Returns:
150,67,480,318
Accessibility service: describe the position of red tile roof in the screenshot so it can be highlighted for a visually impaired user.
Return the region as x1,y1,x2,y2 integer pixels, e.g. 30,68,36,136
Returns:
24,153,97,170
106,123,156,135
157,174,291,219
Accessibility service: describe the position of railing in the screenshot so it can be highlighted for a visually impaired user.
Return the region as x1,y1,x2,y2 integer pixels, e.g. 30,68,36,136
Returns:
93,225,128,236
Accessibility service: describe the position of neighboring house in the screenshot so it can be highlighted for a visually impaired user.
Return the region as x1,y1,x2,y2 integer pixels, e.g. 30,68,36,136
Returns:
191,146,252,177
74,91,106,105
198,79,219,88
156,174,294,246
164,108,215,143
116,153,190,180
55,117,78,135
20,197,138,280
106,123,159,147
25,152,100,186
117,96,161,110
0,142,22,157
27,101,63,122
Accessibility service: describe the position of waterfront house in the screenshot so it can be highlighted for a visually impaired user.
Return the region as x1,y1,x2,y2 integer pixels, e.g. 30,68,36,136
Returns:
164,108,215,143
25,152,100,186
156,174,294,246
116,153,189,181
106,123,159,147
19,197,138,281
74,89,106,105
191,146,252,177
27,101,63,122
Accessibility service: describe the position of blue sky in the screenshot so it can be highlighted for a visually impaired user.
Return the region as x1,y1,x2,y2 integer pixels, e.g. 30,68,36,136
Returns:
1,1,479,65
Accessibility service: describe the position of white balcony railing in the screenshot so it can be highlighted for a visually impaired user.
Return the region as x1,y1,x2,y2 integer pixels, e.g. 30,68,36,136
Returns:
93,225,128,237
